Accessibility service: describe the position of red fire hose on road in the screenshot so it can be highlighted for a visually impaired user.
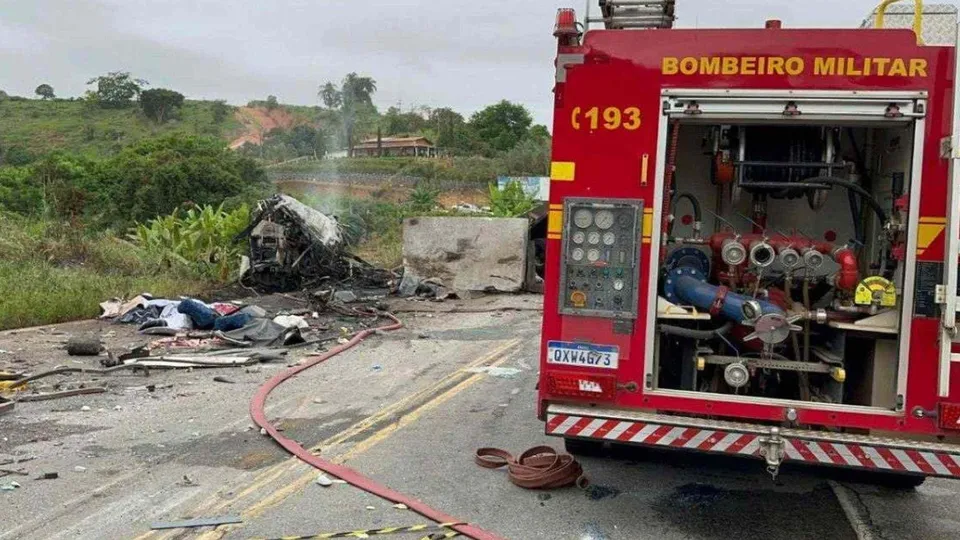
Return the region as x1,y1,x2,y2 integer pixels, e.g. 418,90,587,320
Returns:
249,311,506,540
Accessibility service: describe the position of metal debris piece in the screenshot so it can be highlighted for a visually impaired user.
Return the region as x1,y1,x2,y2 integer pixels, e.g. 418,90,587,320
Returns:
212,376,235,384
19,388,107,402
37,472,58,480
150,515,242,530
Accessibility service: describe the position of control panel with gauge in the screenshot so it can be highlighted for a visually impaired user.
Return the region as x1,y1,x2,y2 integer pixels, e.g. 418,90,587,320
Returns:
559,198,644,319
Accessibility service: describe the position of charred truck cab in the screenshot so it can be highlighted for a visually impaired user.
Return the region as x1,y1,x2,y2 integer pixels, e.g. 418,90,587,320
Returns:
539,1,960,483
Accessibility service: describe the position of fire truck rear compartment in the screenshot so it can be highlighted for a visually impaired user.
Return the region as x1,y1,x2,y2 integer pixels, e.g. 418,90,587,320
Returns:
654,118,915,411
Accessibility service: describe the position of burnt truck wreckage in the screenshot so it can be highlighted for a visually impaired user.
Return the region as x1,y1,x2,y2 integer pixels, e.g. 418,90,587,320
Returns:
237,195,393,293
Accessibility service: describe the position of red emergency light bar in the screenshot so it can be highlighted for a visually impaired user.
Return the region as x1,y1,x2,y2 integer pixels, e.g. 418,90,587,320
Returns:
554,8,578,37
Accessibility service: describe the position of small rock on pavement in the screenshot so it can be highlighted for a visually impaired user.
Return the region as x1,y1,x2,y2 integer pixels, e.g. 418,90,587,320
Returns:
365,505,376,510
80,406,91,412
393,503,408,510
213,376,235,384
313,398,324,404
333,290,359,303
315,474,333,487
114,405,122,411
260,428,267,436
74,466,87,473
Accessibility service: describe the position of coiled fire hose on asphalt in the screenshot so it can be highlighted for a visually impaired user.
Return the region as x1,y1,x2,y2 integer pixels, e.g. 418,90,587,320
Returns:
249,310,506,540
475,446,587,489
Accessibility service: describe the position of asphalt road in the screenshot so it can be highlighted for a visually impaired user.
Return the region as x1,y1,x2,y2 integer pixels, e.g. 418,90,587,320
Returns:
2,295,960,539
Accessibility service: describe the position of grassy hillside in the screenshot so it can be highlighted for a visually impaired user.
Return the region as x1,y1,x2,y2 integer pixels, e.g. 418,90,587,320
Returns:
0,98,243,158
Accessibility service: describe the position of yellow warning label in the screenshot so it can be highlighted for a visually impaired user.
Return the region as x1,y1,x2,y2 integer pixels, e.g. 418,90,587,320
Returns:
854,276,897,307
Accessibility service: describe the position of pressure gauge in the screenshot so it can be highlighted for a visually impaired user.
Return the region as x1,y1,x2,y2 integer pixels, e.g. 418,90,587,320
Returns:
602,232,616,246
588,232,601,245
571,248,585,261
573,209,593,229
587,249,601,263
613,279,625,291
572,231,585,244
595,210,615,230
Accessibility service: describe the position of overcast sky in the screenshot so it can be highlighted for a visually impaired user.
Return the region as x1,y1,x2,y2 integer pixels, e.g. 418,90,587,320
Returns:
0,0,895,125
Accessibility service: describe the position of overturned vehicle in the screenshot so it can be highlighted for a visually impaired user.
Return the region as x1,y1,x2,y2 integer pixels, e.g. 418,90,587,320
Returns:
237,195,393,293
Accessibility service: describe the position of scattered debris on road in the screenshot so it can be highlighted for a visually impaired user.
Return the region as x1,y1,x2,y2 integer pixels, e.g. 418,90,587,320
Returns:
150,515,243,530
65,336,102,356
465,366,521,378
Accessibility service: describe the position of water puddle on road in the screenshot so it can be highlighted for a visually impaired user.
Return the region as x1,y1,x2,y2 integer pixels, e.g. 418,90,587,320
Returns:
651,482,855,540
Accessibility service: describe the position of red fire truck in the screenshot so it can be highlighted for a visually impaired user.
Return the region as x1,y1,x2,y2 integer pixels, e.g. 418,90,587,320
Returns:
539,0,960,485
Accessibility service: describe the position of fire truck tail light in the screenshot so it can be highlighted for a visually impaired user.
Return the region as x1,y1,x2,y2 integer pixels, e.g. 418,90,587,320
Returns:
545,371,617,401
554,9,578,36
938,402,960,431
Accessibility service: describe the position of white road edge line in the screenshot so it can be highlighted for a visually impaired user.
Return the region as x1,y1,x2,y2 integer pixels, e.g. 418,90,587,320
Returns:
828,480,878,540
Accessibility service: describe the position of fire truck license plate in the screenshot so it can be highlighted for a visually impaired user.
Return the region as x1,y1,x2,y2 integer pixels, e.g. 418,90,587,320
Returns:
547,342,619,369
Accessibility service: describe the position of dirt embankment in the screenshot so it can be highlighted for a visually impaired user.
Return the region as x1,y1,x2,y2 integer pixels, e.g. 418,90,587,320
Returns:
229,107,298,150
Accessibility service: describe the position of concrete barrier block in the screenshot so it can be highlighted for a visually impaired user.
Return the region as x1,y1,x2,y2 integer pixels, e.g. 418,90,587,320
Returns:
402,217,528,293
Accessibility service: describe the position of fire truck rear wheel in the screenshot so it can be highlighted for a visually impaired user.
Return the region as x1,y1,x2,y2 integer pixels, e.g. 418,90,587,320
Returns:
564,437,605,457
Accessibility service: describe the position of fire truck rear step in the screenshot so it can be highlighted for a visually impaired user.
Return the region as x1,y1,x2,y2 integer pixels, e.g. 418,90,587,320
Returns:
547,404,960,479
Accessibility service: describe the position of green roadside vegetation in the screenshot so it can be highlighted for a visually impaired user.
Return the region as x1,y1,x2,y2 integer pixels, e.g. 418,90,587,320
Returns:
0,97,241,158
0,214,210,329
0,134,270,330
0,71,545,330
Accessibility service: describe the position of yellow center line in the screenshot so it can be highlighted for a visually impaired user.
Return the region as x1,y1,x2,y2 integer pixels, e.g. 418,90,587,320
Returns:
138,338,522,540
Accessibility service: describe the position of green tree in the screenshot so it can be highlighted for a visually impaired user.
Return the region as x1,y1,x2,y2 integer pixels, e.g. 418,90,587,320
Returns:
0,166,42,214
211,100,231,123
500,136,551,176
139,88,185,124
382,106,429,137
90,135,269,227
469,100,533,154
266,95,279,110
528,124,551,140
320,73,377,156
318,82,342,109
4,146,35,166
34,84,55,100
86,71,148,108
